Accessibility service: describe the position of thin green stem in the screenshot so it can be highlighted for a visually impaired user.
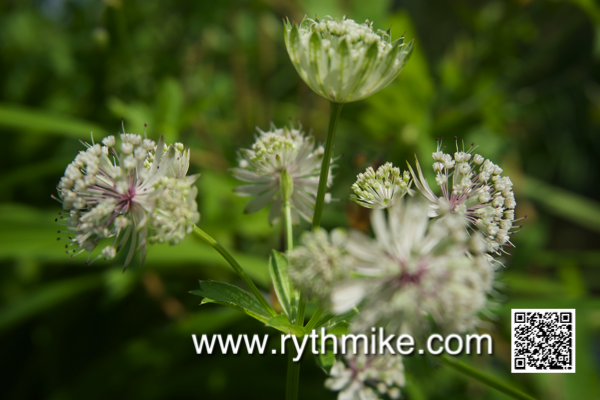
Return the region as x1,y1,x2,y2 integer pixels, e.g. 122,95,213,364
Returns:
286,341,300,400
441,355,536,400
284,201,293,252
192,225,277,317
288,101,343,399
312,101,343,230
283,199,302,400
284,200,301,396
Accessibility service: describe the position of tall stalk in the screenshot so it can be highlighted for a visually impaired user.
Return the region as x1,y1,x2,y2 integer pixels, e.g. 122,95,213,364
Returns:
312,102,343,230
284,101,345,399
281,170,301,400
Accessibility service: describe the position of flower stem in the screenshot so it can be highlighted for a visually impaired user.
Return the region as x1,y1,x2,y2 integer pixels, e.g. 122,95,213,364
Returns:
312,101,343,230
286,341,300,400
192,225,277,317
283,199,302,400
284,201,293,252
440,355,536,400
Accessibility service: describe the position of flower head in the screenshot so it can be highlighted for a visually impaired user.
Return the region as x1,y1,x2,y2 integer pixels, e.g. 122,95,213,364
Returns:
409,138,519,255
287,228,351,306
326,348,404,400
231,123,332,224
55,132,199,267
350,162,412,209
284,16,414,103
332,197,495,336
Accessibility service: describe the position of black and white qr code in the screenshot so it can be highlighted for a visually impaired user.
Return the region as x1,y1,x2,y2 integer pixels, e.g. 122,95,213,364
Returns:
511,309,575,373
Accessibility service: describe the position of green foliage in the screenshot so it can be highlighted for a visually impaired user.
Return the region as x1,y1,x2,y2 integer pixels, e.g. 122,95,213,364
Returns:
0,104,108,138
191,280,272,323
268,250,295,319
0,0,599,399
266,314,306,337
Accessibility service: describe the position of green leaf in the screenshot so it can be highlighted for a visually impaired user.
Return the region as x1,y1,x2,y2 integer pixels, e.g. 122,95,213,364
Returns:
0,103,108,138
316,347,336,375
315,307,359,330
266,314,306,337
268,250,293,318
522,176,600,233
190,280,271,324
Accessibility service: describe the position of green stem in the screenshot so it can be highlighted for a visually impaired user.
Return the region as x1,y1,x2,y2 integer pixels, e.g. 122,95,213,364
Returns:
192,225,277,317
441,355,536,400
312,102,344,230
283,199,302,400
286,341,300,400
284,201,293,252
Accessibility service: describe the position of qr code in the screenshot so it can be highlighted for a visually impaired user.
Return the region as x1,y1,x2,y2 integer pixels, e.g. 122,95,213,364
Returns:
511,309,575,373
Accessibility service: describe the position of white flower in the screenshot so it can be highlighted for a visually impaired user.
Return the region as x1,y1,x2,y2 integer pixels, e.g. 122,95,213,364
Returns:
54,132,199,267
332,198,495,336
408,138,519,255
350,162,412,209
287,228,351,306
284,16,414,103
326,348,404,400
231,123,333,224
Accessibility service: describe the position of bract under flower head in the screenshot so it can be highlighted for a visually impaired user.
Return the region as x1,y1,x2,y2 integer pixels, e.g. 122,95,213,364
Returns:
409,138,519,255
231,123,333,224
284,15,414,103
326,347,404,400
55,132,199,268
287,228,351,306
350,162,412,209
332,197,495,336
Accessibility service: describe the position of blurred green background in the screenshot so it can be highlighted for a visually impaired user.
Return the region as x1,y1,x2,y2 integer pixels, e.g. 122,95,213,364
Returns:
1,0,599,399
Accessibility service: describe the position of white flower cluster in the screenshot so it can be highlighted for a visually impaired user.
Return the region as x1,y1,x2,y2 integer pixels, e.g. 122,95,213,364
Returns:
287,228,351,306
287,197,495,338
231,123,332,224
409,139,518,255
55,133,199,267
284,16,414,103
326,347,405,400
334,198,495,336
350,162,411,209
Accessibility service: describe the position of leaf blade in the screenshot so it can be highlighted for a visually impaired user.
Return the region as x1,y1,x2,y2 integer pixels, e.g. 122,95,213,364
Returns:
268,250,292,318
190,280,271,324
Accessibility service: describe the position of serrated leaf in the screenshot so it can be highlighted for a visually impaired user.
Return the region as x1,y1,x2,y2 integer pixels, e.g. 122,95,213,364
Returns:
268,250,293,318
190,280,271,324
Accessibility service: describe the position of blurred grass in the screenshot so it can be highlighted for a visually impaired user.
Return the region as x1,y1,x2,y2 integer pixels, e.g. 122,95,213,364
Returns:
0,104,108,138
0,0,599,399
